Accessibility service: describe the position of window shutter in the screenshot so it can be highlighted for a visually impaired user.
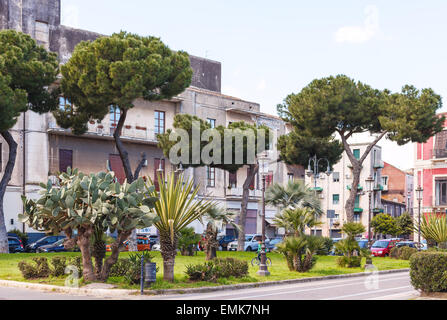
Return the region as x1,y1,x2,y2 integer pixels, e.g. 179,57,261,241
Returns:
229,172,237,188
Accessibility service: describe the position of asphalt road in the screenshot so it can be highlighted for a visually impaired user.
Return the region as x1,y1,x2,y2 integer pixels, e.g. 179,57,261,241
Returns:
0,271,418,300
147,271,418,301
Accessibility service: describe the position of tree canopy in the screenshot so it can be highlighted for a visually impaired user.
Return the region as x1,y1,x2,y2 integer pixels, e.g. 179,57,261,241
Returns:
278,75,444,221
0,30,59,253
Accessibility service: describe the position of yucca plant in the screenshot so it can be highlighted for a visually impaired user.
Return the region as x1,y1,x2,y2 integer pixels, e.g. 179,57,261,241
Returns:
203,206,239,260
145,172,214,282
420,214,447,249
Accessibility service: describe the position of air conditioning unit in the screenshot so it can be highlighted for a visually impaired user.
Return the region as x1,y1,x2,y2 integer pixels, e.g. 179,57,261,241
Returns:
320,175,325,180
318,194,324,199
346,174,351,179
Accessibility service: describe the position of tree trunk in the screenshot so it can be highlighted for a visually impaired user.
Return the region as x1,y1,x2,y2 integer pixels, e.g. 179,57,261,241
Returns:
0,131,18,254
345,165,361,222
76,226,96,282
159,232,178,282
99,230,131,281
92,239,106,279
204,223,218,261
237,164,258,251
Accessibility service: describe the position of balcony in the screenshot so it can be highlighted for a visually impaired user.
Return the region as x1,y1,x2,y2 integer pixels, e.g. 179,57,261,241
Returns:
354,208,363,213
347,185,363,191
311,187,323,193
373,184,384,191
373,161,384,169
373,208,384,214
226,187,262,199
48,121,159,145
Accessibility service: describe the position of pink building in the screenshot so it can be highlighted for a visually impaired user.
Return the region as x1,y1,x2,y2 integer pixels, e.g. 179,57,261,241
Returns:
414,113,447,216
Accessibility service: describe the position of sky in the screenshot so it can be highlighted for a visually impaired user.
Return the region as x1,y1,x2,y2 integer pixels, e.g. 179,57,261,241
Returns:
60,0,447,171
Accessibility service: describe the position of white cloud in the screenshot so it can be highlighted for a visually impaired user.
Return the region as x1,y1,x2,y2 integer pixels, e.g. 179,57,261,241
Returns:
334,5,379,44
62,4,80,29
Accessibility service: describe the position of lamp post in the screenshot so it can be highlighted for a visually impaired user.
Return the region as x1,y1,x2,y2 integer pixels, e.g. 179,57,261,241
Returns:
416,185,423,244
365,175,375,247
306,155,331,235
257,152,270,277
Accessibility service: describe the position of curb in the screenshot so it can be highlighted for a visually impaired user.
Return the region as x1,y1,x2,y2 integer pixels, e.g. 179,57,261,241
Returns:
0,268,410,297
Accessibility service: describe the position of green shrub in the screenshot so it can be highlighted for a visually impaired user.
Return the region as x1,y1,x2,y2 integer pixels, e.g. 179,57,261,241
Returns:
399,246,417,260
390,246,401,259
67,256,83,275
123,252,157,285
336,256,362,268
185,258,249,282
50,257,67,277
317,237,334,256
410,252,447,292
18,257,51,279
109,258,132,277
213,258,248,278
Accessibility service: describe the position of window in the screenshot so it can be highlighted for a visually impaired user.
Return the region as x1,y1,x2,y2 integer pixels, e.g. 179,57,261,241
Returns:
332,172,340,182
435,179,447,206
353,149,360,160
154,158,165,191
207,118,216,128
333,194,340,205
59,97,72,111
287,173,294,182
207,167,215,187
110,105,121,128
382,176,388,186
229,172,237,188
59,149,73,173
155,111,165,135
354,214,361,223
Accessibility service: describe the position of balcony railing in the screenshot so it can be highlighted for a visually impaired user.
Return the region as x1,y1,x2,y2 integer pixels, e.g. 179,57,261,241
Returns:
48,121,158,143
226,187,262,198
432,149,447,159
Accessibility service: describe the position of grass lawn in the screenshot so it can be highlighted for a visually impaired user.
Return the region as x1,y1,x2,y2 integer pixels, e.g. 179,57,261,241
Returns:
0,251,410,290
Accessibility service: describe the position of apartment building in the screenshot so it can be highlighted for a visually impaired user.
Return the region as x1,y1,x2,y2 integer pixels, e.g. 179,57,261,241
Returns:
0,0,297,237
305,143,384,238
413,113,447,218
381,162,413,217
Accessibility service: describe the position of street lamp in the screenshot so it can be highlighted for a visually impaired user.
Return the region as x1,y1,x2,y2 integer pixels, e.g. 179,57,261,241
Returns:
365,175,375,247
307,155,331,235
416,185,423,243
257,152,270,277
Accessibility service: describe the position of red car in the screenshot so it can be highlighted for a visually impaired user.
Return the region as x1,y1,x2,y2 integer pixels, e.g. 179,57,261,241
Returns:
370,239,399,257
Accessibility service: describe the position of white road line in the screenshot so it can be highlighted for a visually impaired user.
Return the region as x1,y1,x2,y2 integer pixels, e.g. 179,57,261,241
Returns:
321,286,412,300
366,290,419,300
221,277,410,300
165,274,410,300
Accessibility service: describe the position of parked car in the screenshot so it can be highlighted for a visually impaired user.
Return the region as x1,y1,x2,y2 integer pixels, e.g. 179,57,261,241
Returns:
8,236,24,253
395,241,417,249
151,243,160,251
370,239,399,257
37,238,69,253
329,238,343,255
148,235,159,247
218,235,237,251
106,235,151,252
357,239,369,249
267,237,283,251
26,235,66,253
227,234,270,252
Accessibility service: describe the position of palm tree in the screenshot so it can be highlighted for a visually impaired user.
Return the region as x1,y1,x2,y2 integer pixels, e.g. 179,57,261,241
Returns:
202,206,239,260
273,207,322,237
266,180,323,215
276,235,324,272
145,173,214,282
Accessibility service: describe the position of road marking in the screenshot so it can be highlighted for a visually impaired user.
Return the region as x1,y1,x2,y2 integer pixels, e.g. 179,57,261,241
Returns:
220,277,410,300
322,285,412,300
163,274,409,300
366,290,419,300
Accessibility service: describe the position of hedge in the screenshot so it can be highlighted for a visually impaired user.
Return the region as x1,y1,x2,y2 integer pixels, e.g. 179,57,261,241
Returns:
410,252,447,292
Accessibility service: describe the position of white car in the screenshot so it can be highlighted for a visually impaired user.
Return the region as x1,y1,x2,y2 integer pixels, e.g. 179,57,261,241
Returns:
151,243,160,251
227,234,270,252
